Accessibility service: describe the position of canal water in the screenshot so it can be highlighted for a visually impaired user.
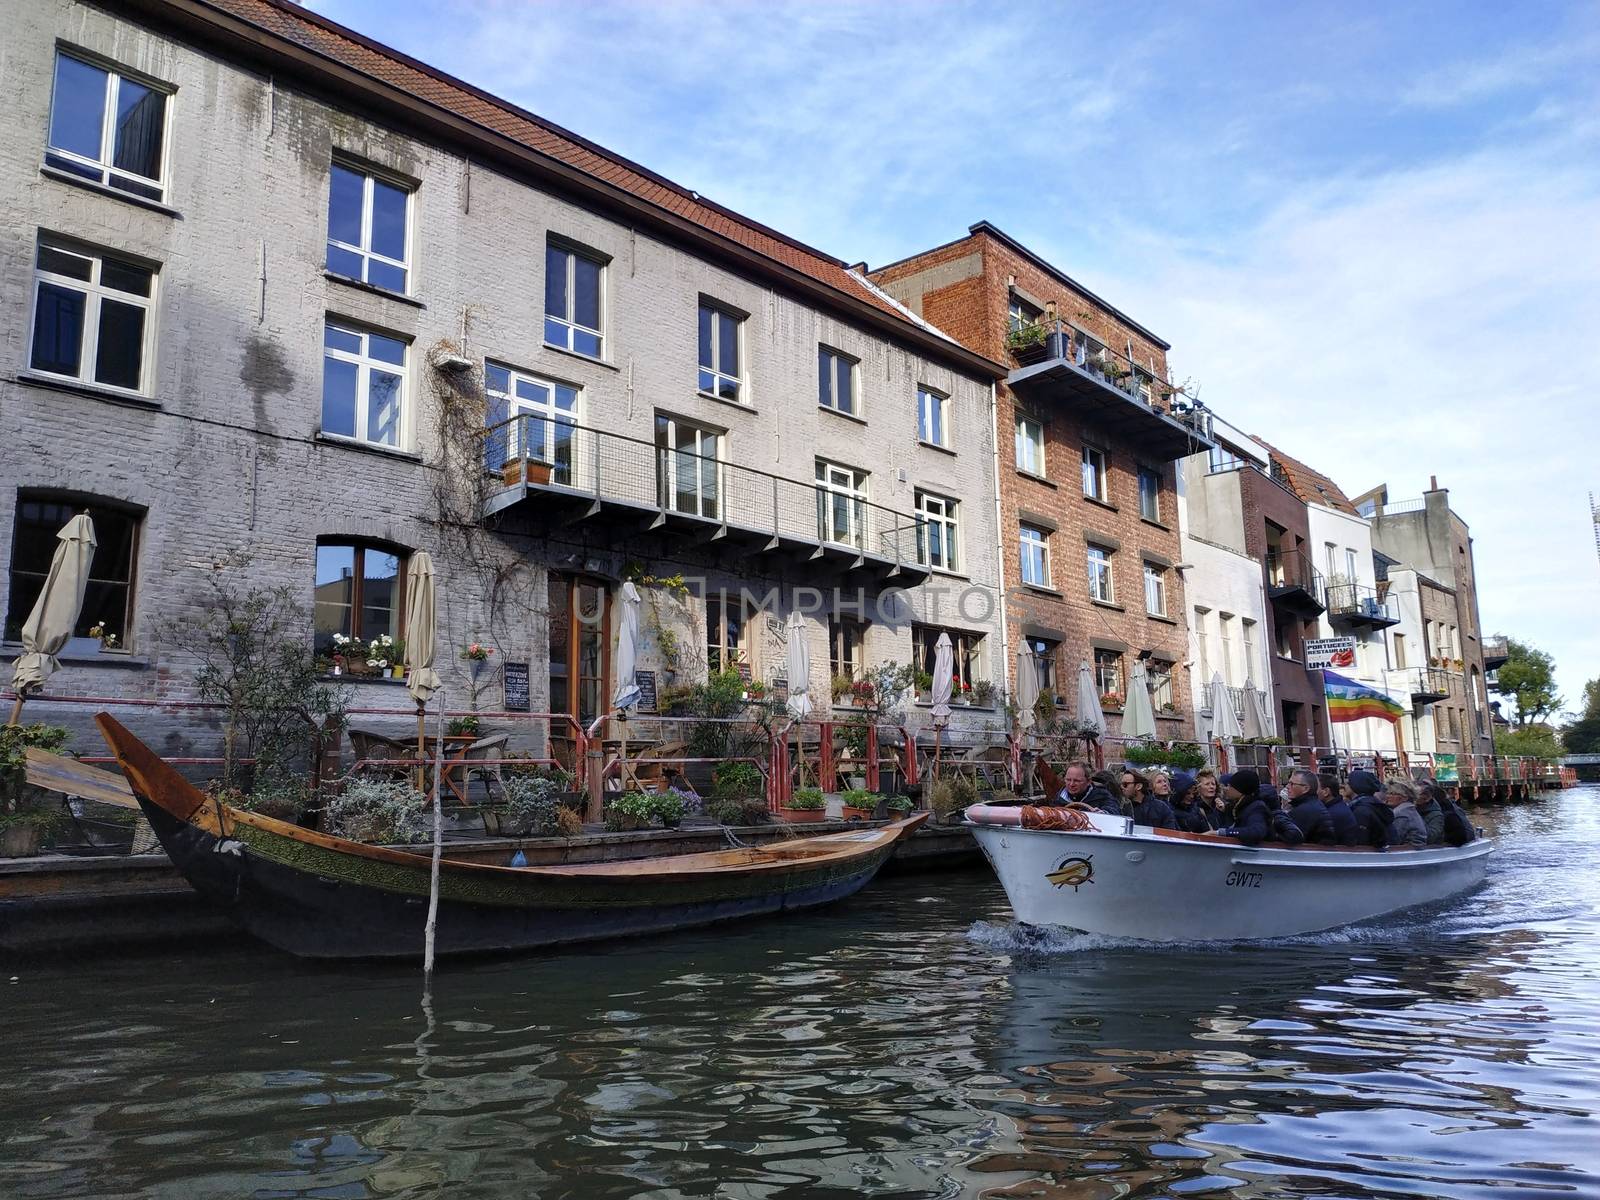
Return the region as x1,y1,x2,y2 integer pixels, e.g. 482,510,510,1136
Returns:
4,789,1598,1199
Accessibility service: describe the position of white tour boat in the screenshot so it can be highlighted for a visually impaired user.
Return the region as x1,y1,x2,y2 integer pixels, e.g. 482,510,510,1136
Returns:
965,804,1493,941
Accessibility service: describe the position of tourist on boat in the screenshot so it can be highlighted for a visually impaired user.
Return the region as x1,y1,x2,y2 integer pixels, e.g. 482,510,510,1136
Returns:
1057,761,1121,814
1148,770,1173,801
1345,770,1393,849
1192,767,1227,827
1383,779,1429,847
1217,768,1277,846
1283,770,1337,844
1318,772,1361,845
1416,782,1448,844
1167,771,1213,833
1120,769,1175,828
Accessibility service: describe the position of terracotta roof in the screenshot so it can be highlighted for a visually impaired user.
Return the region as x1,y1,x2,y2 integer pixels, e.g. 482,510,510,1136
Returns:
1258,442,1363,516
181,0,971,358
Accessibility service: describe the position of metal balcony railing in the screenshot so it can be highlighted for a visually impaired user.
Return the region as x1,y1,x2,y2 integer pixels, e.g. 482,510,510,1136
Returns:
1325,581,1400,626
1403,666,1454,701
1264,549,1326,610
1482,636,1510,669
479,415,927,570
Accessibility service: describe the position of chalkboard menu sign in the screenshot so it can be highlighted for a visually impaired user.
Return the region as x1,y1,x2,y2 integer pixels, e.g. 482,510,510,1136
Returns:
633,670,658,713
735,661,753,682
502,660,531,712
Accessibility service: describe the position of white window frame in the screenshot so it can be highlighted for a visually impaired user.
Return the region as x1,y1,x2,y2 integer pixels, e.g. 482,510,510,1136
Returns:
545,242,606,358
1094,648,1124,700
28,238,158,396
815,459,869,549
1219,614,1235,685
487,363,580,481
1194,607,1210,682
1242,618,1259,685
697,300,745,404
917,385,949,448
657,413,723,519
1019,525,1051,588
1008,295,1040,333
915,490,959,572
45,51,172,202
326,159,413,293
1087,544,1115,603
323,320,408,450
1148,661,1174,709
1015,415,1046,476
1082,444,1108,501
1143,562,1167,616
818,346,859,416
1138,466,1161,521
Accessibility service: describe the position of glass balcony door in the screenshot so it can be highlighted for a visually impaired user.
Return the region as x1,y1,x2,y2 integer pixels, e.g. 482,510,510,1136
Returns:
815,460,867,550
655,415,721,519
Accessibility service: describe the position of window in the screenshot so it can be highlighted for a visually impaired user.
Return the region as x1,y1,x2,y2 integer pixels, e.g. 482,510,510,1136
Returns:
326,161,412,293
1019,525,1051,588
915,491,959,572
1081,445,1108,501
911,624,984,694
485,364,579,483
917,386,948,447
1445,706,1460,740
1194,607,1210,681
1007,295,1041,333
313,541,403,656
818,346,857,416
1143,562,1167,616
545,242,605,358
1135,369,1155,407
657,414,721,519
323,321,406,448
815,460,868,549
1275,614,1294,658
1138,467,1161,521
1346,548,1359,583
1015,415,1046,476
1025,636,1058,694
45,52,168,201
6,495,140,645
1242,619,1258,684
1393,631,1407,670
1087,544,1114,603
1094,648,1124,702
829,615,866,681
706,593,750,674
1148,661,1174,711
30,239,156,393
1218,614,1235,684
698,302,743,403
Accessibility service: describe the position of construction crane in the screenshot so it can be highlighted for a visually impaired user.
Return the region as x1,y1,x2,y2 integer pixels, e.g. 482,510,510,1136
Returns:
1593,492,1600,567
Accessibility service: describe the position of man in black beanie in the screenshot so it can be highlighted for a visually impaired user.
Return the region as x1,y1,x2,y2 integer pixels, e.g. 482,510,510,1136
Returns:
1219,768,1275,846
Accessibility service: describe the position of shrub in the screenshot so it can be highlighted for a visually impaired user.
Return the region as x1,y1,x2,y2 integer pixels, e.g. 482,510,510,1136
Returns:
787,787,826,811
841,787,877,810
650,790,687,827
1122,742,1167,766
711,760,764,802
604,791,659,832
553,806,584,837
500,775,564,836
236,778,311,822
328,779,430,844
884,794,914,813
927,775,977,819
705,796,770,826
1166,743,1207,769
0,723,70,834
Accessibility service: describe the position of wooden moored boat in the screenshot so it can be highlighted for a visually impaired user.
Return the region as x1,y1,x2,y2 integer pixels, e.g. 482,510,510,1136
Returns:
95,715,925,960
966,802,1493,941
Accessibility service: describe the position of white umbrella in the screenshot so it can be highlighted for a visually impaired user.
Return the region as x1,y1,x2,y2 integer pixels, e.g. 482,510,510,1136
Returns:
612,581,642,712
1239,682,1266,741
1076,660,1106,739
1208,672,1243,741
8,513,96,723
1015,644,1040,733
784,611,812,719
1252,686,1276,738
404,553,442,708
930,632,954,727
1123,659,1157,740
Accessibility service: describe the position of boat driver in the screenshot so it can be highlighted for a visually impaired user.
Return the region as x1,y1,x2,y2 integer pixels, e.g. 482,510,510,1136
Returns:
1056,761,1121,814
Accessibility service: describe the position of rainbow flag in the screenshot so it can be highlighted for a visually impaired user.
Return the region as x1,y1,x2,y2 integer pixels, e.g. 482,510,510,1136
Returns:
1323,669,1406,724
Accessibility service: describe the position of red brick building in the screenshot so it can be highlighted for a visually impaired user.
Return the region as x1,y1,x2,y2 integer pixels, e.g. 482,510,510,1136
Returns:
872,223,1214,737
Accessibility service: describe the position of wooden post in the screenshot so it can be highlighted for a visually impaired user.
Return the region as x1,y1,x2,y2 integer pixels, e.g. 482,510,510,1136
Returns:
819,720,835,793
865,724,879,792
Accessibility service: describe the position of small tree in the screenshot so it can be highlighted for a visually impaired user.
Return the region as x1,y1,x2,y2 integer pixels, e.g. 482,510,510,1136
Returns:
1490,638,1562,729
1495,724,1563,761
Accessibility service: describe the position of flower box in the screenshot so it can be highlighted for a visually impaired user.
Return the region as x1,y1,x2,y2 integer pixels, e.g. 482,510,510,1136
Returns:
502,458,553,487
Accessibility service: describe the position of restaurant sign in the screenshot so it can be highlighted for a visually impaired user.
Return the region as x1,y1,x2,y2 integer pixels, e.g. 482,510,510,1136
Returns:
1305,637,1357,669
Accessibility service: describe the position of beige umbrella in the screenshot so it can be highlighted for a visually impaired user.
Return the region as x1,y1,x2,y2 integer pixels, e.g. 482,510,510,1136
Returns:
1240,682,1267,741
930,632,954,727
1015,644,1040,733
1208,672,1243,741
611,581,642,712
403,553,442,776
1123,659,1157,741
784,611,812,719
8,513,96,724
1076,660,1107,739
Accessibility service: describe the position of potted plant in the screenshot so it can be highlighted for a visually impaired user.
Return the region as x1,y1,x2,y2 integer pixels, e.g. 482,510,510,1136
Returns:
603,790,657,833
1033,688,1057,726
881,794,915,818
781,786,828,824
502,456,554,487
651,789,690,829
332,633,367,675
972,680,996,709
1,723,69,857
1100,690,1125,710
87,621,121,652
326,779,430,844
1166,743,1207,770
914,669,934,698
1006,321,1049,365
705,760,768,826
841,787,877,820
446,714,482,741
927,775,978,826
830,673,855,704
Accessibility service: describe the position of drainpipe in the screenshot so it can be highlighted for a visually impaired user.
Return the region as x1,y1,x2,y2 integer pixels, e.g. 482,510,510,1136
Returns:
988,378,1011,696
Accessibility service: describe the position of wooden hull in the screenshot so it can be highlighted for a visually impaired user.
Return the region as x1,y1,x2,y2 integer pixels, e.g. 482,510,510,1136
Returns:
96,715,925,960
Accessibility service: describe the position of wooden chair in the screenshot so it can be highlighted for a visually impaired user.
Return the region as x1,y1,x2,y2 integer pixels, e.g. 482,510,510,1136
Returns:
347,728,415,779
455,733,510,804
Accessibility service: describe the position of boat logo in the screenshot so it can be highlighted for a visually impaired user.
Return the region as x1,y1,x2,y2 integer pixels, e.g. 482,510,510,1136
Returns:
1047,855,1094,891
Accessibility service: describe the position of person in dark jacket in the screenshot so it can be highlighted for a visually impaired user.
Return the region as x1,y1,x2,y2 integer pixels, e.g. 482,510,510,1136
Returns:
1345,769,1391,849
1319,772,1360,845
1168,770,1213,833
1384,779,1429,847
1057,761,1121,814
1120,768,1175,828
1283,770,1337,844
1193,767,1228,828
1416,782,1448,844
1217,768,1274,846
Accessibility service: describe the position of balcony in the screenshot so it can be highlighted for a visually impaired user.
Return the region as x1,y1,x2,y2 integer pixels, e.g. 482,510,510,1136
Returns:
479,416,931,586
1004,319,1215,460
1264,549,1326,617
1482,636,1510,670
1325,581,1400,630
1406,667,1453,703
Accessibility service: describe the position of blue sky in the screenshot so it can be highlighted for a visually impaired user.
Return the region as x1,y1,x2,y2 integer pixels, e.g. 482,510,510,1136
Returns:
313,0,1600,713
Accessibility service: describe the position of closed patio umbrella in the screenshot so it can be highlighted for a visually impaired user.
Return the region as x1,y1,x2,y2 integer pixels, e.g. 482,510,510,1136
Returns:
1239,682,1266,741
1123,659,1157,741
1015,645,1040,733
1208,672,1243,742
403,553,442,776
1076,661,1107,740
612,581,642,713
784,611,812,719
930,632,954,728
8,513,96,724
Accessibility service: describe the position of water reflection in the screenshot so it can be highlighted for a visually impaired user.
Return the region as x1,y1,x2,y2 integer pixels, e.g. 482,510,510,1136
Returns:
2,792,1598,1198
